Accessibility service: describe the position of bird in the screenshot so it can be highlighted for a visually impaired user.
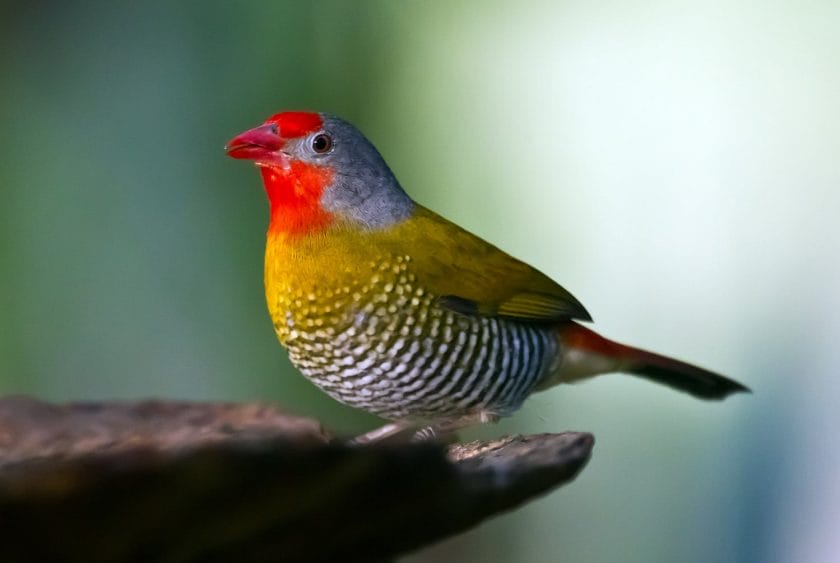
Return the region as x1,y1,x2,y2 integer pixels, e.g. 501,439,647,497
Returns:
225,111,749,442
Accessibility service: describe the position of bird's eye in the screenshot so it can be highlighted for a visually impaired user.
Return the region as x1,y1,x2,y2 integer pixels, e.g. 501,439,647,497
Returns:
311,133,333,154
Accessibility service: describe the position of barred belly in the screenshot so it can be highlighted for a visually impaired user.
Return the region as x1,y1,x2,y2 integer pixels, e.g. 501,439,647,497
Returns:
272,263,560,421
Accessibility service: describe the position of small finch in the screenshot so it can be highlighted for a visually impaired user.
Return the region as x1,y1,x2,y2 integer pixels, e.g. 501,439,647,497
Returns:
226,111,749,442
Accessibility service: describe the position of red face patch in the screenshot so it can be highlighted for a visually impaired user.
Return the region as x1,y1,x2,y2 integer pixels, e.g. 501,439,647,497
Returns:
264,111,323,139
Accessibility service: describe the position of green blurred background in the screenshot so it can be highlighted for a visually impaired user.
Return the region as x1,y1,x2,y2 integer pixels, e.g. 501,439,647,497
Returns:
2,1,838,561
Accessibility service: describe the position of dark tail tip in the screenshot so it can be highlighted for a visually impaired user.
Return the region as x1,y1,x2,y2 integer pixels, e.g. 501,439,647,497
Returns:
629,360,751,400
557,322,750,400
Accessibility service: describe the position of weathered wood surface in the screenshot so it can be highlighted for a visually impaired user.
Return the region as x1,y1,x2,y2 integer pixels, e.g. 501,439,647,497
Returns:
0,396,593,563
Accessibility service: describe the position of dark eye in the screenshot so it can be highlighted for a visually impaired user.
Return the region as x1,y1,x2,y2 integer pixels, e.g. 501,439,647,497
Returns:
311,133,332,154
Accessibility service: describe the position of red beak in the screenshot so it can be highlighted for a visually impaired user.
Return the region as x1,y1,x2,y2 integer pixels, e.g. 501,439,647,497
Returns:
225,123,287,167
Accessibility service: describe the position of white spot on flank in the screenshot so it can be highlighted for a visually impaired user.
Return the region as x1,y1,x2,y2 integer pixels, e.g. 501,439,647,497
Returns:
337,356,356,367
355,356,377,371
357,374,376,386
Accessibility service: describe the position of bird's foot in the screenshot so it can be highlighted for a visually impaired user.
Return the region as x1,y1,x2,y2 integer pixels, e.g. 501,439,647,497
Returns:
348,411,500,445
410,425,463,444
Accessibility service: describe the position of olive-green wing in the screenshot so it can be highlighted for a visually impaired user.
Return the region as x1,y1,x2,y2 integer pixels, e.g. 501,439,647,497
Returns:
387,206,591,323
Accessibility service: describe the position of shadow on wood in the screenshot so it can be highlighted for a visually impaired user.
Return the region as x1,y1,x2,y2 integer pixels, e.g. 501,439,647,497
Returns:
0,396,593,563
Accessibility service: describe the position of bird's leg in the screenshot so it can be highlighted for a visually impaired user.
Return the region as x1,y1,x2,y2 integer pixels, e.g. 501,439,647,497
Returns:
349,422,414,445
411,411,500,442
351,411,500,444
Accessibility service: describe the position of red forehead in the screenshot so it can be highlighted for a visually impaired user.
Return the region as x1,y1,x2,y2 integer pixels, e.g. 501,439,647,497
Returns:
264,111,323,138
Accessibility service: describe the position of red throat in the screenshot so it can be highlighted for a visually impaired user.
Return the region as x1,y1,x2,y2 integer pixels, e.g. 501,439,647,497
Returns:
261,162,335,237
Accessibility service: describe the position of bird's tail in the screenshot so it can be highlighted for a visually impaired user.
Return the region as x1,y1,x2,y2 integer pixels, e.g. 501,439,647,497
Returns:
549,323,750,400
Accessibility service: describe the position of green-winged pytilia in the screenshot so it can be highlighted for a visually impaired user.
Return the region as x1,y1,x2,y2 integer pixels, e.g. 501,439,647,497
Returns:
225,111,749,442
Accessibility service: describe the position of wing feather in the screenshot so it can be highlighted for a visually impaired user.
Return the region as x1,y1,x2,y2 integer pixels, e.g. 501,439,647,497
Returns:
387,207,591,323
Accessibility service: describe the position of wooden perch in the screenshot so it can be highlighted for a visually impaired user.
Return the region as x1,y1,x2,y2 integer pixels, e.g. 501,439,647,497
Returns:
0,396,593,563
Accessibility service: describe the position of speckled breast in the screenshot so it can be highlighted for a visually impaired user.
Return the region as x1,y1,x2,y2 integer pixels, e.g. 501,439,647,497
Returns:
266,252,559,421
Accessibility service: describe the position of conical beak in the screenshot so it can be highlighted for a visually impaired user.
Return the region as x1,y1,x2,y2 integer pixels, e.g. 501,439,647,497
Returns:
225,123,286,166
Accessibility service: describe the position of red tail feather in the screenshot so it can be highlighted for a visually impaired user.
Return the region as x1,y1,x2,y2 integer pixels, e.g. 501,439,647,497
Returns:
557,323,750,400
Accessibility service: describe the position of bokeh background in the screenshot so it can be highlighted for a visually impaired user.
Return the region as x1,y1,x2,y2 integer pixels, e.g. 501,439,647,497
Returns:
2,2,838,561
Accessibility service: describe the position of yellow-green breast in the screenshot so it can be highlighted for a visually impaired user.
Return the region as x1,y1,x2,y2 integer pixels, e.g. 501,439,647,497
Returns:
264,206,562,421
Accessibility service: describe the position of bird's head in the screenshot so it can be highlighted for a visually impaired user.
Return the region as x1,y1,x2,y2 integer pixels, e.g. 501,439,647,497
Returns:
226,111,413,236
